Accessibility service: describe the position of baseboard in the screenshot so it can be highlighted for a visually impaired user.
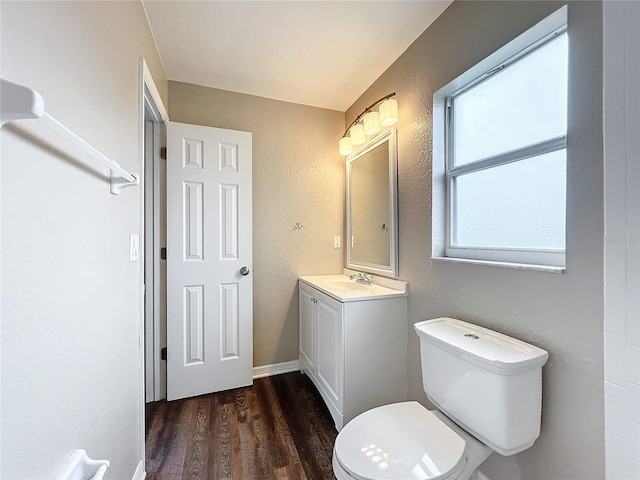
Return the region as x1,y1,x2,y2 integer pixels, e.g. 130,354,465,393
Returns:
132,460,145,480
253,359,300,379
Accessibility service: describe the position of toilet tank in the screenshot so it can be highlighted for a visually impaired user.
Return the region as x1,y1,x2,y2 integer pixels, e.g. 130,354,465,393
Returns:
414,318,548,456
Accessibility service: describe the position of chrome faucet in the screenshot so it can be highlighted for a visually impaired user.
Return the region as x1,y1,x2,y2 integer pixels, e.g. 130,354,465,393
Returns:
349,272,372,285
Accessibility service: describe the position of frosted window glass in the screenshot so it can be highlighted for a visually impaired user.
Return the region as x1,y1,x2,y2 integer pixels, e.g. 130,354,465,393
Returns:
454,150,566,249
453,33,568,167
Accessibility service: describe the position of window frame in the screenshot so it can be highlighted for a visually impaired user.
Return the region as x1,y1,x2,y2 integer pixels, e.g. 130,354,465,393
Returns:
431,11,568,271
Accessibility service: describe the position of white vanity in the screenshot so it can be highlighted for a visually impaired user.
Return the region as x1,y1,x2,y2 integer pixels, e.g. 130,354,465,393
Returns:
298,128,406,430
298,269,408,431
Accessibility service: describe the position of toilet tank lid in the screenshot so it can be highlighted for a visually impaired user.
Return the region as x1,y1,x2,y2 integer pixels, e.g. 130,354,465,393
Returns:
414,318,548,375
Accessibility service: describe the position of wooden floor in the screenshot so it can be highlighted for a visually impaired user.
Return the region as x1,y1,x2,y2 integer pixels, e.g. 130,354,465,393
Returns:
145,372,338,480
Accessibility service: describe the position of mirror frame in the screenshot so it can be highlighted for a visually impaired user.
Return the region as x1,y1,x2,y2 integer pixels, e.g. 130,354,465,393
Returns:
346,128,399,278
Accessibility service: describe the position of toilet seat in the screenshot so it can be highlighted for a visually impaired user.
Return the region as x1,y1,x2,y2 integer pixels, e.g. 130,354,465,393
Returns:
333,402,467,480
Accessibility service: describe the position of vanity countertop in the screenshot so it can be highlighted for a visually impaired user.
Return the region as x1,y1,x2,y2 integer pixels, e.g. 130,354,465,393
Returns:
299,269,408,302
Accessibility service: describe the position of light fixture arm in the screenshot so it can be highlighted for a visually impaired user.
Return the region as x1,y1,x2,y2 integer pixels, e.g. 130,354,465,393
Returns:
341,92,396,138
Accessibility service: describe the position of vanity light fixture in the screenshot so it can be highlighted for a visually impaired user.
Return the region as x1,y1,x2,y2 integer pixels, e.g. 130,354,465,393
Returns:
339,92,398,156
350,124,366,146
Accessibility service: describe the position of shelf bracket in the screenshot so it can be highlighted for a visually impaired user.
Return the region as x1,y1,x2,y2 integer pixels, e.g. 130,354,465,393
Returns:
110,171,140,195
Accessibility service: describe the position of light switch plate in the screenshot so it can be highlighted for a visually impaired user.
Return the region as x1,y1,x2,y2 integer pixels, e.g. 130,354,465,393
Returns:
129,234,140,262
333,235,341,249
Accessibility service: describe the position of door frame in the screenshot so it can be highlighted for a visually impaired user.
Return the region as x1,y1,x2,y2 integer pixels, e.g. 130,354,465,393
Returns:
143,118,159,403
137,57,168,466
141,66,169,404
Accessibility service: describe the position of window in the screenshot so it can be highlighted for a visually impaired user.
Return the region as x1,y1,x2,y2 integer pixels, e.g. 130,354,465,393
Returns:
432,9,568,270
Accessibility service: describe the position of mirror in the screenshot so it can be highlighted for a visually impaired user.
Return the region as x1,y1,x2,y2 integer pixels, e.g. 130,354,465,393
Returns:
346,128,398,277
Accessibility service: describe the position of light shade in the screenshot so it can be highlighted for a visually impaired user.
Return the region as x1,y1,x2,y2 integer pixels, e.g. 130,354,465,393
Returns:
350,124,366,146
379,98,398,126
363,111,381,136
339,136,353,156
338,93,398,155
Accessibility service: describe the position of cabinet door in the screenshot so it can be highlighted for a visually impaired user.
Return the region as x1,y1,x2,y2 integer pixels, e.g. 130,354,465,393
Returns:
316,293,343,409
299,283,315,372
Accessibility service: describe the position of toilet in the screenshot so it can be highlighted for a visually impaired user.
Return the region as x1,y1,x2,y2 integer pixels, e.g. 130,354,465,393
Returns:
332,317,549,480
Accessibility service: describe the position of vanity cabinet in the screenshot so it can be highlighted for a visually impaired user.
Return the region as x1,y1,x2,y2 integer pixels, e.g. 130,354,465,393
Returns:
299,284,317,374
298,278,407,431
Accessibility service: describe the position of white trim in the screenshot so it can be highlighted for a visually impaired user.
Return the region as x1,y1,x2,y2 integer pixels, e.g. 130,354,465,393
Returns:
132,460,145,480
140,60,167,405
151,119,163,402
143,114,163,403
448,135,566,177
141,61,168,123
449,26,567,100
144,119,154,403
431,256,564,274
140,57,169,407
432,7,568,270
346,128,399,278
444,247,565,268
138,56,168,474
136,59,146,480
434,6,567,98
253,360,300,379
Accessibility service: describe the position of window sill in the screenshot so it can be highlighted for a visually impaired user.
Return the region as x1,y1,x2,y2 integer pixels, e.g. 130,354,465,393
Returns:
431,256,565,273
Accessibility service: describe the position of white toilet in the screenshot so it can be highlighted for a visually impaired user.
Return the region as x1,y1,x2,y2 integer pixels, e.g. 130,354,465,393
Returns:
332,317,549,480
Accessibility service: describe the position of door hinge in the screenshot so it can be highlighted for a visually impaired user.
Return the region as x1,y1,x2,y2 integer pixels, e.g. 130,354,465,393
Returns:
161,347,167,361
160,247,166,260
160,147,167,160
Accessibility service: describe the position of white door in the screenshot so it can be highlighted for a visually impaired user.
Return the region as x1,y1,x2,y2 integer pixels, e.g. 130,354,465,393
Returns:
166,121,252,401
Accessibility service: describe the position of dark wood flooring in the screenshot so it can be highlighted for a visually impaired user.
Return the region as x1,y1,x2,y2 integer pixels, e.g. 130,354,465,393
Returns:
145,372,338,480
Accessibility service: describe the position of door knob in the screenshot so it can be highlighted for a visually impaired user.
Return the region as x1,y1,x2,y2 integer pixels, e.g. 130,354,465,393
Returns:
239,267,250,276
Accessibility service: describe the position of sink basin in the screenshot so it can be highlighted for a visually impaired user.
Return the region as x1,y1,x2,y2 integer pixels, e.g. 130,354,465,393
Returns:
299,272,408,302
324,280,369,291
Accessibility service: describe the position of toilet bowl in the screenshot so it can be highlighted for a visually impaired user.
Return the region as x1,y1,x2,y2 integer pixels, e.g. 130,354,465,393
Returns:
332,318,549,480
332,402,492,480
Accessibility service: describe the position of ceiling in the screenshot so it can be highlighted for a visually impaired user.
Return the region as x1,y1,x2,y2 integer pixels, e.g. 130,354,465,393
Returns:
142,1,452,111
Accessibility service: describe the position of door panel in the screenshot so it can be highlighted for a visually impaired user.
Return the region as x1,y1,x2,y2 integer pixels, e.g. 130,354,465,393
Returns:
299,284,316,372
316,294,343,408
167,121,252,401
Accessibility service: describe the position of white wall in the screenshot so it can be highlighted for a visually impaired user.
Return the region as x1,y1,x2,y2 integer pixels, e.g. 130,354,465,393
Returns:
1,1,166,478
603,2,640,478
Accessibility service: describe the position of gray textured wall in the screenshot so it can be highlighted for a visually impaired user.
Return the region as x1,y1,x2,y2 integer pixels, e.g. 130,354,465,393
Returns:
168,81,345,367
346,2,604,479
